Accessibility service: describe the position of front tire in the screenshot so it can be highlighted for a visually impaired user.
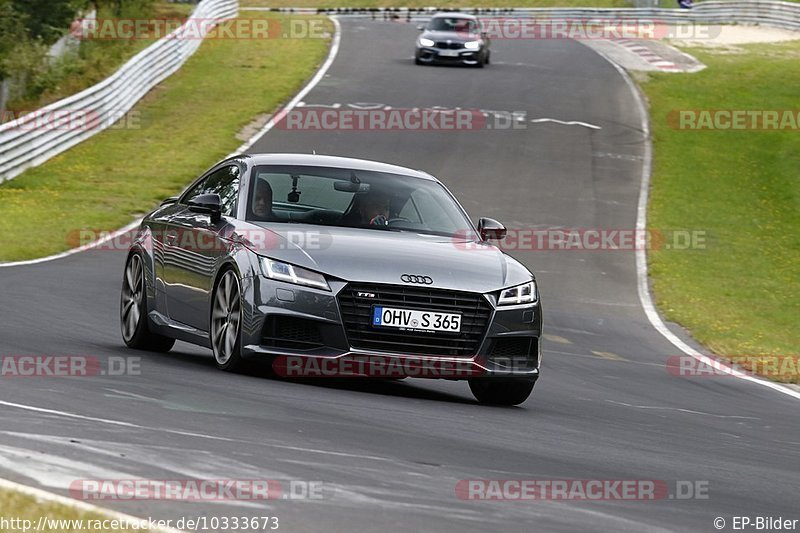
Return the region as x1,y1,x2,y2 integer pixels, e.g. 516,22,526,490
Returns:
469,379,535,406
120,253,175,352
211,269,245,371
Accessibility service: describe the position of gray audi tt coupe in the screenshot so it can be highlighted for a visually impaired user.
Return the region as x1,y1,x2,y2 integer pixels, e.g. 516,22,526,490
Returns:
120,154,541,405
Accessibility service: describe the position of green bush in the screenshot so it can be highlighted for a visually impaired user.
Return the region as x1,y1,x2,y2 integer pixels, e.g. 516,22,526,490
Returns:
1,1,169,113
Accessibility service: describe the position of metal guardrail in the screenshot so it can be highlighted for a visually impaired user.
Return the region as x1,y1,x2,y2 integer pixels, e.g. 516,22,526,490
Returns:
0,0,238,184
258,0,800,30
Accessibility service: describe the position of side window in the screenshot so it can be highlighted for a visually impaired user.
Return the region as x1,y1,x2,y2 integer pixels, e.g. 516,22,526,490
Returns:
183,166,241,217
398,195,422,223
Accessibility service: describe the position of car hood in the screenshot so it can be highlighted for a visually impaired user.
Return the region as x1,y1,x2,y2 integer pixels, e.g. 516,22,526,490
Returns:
420,30,480,43
239,223,533,293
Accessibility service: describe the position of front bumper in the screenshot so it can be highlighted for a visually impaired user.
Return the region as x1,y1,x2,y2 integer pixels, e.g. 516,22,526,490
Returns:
240,278,542,381
415,46,484,65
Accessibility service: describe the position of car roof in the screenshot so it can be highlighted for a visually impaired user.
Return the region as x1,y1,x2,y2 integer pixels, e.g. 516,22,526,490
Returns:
431,13,478,20
236,153,438,181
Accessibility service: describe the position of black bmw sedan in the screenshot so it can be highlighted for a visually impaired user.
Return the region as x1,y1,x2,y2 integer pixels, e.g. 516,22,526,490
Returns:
120,154,540,405
415,13,490,67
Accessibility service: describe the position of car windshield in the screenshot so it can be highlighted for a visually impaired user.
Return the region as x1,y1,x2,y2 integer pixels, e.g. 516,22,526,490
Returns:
427,17,478,34
246,165,477,238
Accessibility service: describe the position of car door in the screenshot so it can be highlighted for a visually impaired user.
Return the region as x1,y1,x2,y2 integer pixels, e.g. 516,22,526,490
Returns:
163,164,242,331
148,199,185,316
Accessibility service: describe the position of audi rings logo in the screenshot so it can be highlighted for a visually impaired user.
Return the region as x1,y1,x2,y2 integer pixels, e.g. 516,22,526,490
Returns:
400,274,433,285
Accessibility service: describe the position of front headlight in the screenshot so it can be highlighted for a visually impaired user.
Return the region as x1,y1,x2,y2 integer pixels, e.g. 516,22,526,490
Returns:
464,40,482,50
419,37,435,47
498,281,538,306
260,257,330,291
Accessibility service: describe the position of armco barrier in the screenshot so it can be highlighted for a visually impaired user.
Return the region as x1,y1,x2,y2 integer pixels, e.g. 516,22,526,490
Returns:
0,0,238,184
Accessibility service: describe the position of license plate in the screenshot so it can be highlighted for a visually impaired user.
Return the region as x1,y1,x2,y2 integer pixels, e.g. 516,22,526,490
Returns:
372,306,462,333
438,50,460,57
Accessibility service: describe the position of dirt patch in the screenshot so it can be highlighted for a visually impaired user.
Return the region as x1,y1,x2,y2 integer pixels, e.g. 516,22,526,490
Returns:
669,24,800,47
236,112,272,142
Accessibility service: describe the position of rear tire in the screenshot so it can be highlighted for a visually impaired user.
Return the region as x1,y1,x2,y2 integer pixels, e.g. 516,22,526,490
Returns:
468,379,535,406
120,253,175,352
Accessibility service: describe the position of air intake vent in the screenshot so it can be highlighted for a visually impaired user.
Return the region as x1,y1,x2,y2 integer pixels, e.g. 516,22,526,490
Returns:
262,316,324,351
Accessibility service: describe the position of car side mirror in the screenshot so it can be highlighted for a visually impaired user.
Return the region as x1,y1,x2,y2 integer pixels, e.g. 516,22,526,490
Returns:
417,24,425,31
478,217,506,241
188,193,222,223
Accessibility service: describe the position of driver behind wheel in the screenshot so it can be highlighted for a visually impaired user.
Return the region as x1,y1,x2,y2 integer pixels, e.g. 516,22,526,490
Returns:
359,191,391,226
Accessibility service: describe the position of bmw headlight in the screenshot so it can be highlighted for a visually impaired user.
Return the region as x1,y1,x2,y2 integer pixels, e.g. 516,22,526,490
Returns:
498,281,538,306
464,40,482,50
419,37,435,47
260,257,330,291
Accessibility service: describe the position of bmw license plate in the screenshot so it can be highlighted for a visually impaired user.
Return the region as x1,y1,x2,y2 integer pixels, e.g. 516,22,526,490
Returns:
372,306,461,333
438,50,460,57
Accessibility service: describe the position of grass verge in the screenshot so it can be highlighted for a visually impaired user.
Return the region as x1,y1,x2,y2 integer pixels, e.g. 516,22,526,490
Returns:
0,13,332,262
640,40,800,383
0,488,146,532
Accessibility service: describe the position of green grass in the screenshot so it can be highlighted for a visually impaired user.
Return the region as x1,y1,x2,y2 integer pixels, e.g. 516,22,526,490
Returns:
640,41,800,382
0,13,332,261
240,0,631,8
0,488,145,532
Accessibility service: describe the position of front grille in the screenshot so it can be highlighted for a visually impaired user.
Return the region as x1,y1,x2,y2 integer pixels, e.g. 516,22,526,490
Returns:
262,316,324,351
338,283,492,356
435,41,464,50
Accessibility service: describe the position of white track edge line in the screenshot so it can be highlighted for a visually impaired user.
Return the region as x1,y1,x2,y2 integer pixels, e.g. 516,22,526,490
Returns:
592,45,800,401
0,477,186,533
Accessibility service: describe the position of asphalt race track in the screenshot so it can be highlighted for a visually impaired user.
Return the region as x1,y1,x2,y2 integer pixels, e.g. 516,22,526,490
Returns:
1,19,799,532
